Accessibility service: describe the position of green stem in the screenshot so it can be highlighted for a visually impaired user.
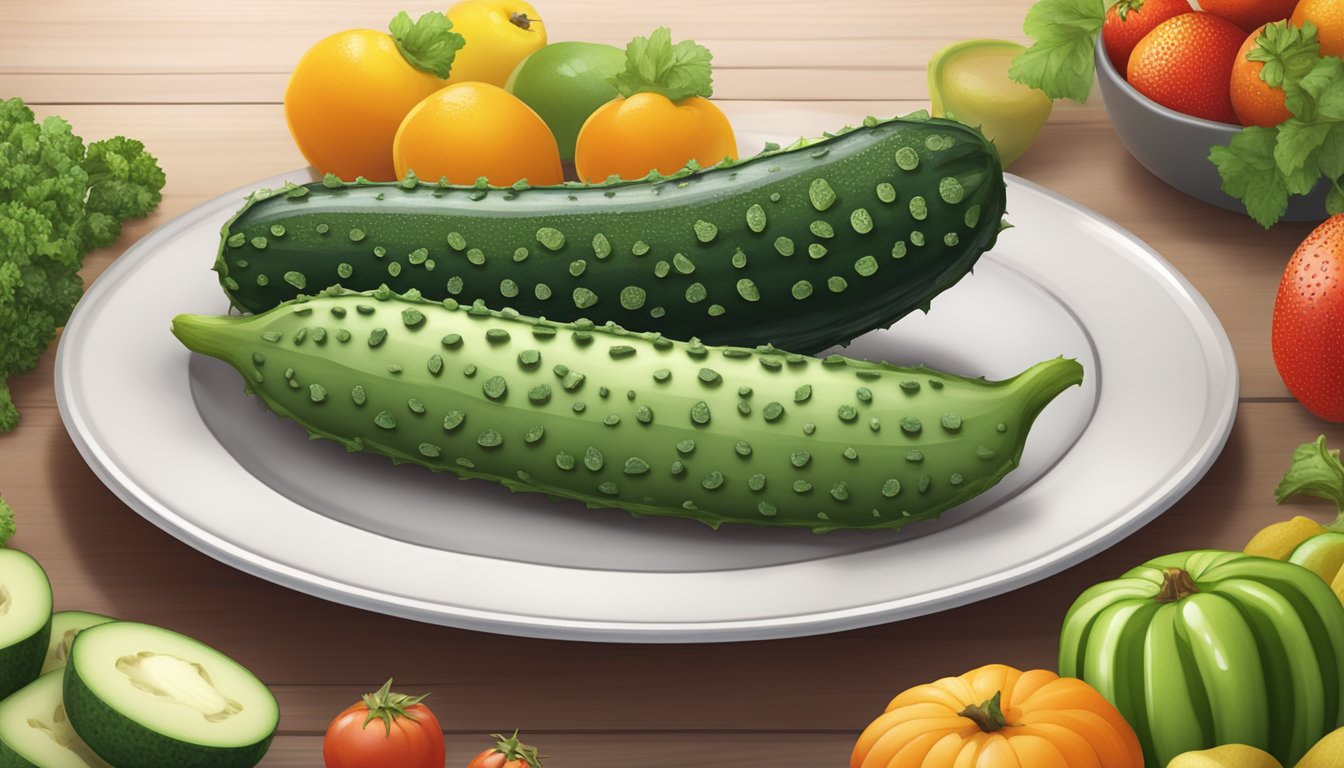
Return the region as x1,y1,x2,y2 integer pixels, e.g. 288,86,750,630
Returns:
490,731,544,768
359,679,430,737
958,691,1008,733
1111,0,1146,22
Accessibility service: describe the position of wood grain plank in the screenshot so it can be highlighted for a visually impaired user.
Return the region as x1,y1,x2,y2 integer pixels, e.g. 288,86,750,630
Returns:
0,402,1335,733
5,67,930,104
260,733,854,767
0,0,1033,74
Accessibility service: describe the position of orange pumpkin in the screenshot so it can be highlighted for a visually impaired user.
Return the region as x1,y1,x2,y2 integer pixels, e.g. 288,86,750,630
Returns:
851,664,1144,768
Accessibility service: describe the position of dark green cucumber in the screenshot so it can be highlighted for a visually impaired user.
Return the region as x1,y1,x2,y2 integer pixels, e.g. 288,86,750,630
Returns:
215,114,1006,353
172,287,1081,532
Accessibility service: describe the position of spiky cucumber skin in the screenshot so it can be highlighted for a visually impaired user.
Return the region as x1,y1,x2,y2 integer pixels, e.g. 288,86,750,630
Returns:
174,287,1081,531
215,114,1006,353
62,663,273,768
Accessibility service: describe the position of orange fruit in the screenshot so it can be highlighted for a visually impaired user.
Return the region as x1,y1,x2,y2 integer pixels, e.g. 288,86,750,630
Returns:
1293,0,1344,58
1200,0,1297,32
392,82,563,186
574,93,738,182
1231,24,1292,127
1127,12,1246,124
285,30,446,182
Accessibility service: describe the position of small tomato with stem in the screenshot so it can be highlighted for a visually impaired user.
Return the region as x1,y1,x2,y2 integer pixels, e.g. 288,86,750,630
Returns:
323,679,446,768
467,731,544,768
574,28,737,181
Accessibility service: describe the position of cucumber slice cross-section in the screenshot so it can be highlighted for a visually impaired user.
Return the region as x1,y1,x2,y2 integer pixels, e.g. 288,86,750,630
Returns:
64,622,277,768
0,550,52,701
41,614,114,677
0,670,111,768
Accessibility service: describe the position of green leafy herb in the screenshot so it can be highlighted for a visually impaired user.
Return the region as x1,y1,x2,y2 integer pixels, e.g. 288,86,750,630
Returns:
609,27,714,102
1209,127,1292,228
1008,0,1109,103
389,10,465,79
0,98,165,431
0,498,13,547
1210,22,1344,228
1276,435,1344,529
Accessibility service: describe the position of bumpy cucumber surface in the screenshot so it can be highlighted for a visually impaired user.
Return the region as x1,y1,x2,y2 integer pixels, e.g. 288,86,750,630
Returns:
215,114,1006,353
174,288,1081,532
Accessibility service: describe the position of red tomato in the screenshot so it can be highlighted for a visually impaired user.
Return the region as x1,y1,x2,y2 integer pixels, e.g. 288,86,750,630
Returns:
323,679,446,768
466,732,544,768
1273,214,1344,421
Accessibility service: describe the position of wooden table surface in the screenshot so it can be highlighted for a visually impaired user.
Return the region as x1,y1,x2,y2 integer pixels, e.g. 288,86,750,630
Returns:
3,1,1342,765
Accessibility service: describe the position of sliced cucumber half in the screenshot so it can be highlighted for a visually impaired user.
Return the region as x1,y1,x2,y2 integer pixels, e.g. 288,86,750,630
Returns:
0,550,52,700
41,614,113,677
64,622,277,768
0,670,111,768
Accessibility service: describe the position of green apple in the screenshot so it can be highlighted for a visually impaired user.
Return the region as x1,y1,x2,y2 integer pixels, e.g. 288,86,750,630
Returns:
506,41,626,161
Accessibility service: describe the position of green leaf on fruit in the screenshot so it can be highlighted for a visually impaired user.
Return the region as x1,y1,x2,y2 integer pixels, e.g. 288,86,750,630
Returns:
389,10,465,79
1248,21,1321,90
1008,0,1107,103
609,27,714,102
1212,22,1344,227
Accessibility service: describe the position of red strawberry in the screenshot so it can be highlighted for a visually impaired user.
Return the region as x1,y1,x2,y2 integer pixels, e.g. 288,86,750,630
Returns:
1127,12,1247,124
1103,0,1194,72
1273,214,1344,421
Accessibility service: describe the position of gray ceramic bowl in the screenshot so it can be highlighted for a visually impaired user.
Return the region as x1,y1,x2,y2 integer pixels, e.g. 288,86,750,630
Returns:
1094,36,1328,222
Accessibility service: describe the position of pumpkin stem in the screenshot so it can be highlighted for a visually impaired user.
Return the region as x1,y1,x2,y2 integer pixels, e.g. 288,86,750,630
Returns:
958,691,1008,733
1155,568,1200,603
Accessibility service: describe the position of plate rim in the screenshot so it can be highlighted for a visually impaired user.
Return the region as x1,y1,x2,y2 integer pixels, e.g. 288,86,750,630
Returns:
54,167,1238,643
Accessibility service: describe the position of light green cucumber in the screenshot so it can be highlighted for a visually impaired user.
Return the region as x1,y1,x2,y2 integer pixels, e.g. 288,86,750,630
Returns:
215,113,1007,353
0,551,51,701
0,671,110,768
63,622,277,768
172,287,1082,532
40,614,113,677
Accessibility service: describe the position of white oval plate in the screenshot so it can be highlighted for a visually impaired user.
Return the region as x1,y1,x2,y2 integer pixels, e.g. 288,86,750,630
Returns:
56,126,1237,642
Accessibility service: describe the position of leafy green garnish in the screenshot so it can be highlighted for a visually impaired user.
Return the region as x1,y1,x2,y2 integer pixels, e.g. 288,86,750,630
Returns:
0,98,165,431
609,27,714,102
1275,435,1344,530
1210,21,1344,228
389,10,465,79
0,498,13,547
1008,0,1110,103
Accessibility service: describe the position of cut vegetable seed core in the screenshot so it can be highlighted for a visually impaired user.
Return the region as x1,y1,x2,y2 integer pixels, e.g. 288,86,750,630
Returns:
115,653,243,723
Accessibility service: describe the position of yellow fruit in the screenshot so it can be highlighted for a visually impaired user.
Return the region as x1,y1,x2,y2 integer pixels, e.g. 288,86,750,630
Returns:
1332,566,1344,603
1298,726,1344,768
392,82,563,186
927,39,1053,167
445,0,546,86
284,29,446,181
1244,516,1329,560
1166,744,1283,768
